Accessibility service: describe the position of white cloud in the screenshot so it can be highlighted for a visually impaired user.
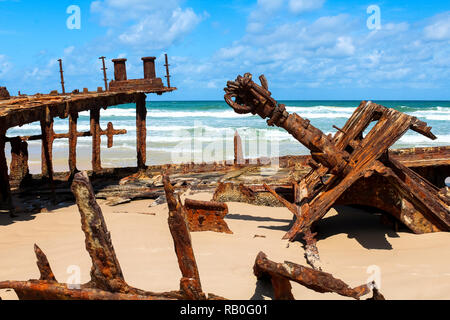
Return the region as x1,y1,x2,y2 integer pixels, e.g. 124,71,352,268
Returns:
424,12,450,40
257,0,284,11
216,45,248,60
288,0,325,14
334,36,355,56
64,46,75,55
0,55,12,78
91,0,206,49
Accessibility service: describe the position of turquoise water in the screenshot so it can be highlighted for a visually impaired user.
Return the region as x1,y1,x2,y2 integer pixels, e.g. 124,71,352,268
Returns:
6,100,450,173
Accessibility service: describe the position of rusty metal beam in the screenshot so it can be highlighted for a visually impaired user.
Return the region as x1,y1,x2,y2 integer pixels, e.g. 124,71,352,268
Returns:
0,128,12,211
71,172,126,292
163,175,206,300
9,137,30,185
40,107,54,179
99,56,108,91
57,59,65,95
34,244,57,282
136,93,147,170
164,54,171,88
253,252,375,300
90,107,102,172
68,111,78,174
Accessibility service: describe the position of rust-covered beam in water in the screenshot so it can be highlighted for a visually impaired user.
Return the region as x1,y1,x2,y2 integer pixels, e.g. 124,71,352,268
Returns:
136,93,147,170
40,107,54,179
0,128,12,210
90,107,102,172
9,137,30,185
68,111,78,174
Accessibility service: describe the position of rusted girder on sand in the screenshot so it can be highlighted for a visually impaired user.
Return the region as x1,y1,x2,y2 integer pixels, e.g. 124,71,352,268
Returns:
164,175,206,299
0,127,12,211
184,198,232,234
9,137,30,187
253,252,381,300
224,73,450,241
0,172,224,300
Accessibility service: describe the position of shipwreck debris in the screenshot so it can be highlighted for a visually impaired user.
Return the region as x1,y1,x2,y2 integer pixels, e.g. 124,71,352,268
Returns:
224,73,450,241
0,172,223,300
57,59,65,94
0,87,10,100
253,251,381,300
184,198,232,234
109,56,171,93
0,54,176,212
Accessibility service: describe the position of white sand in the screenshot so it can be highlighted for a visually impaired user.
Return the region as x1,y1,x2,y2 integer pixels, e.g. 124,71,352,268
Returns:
0,192,449,300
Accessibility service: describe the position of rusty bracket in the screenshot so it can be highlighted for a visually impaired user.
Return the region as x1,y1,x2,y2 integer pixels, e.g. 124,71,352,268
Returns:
184,198,233,234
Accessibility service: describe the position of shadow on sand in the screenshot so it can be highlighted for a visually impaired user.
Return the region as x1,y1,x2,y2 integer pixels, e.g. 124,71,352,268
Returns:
250,205,402,250
316,205,401,250
0,195,75,227
250,279,274,300
226,213,292,224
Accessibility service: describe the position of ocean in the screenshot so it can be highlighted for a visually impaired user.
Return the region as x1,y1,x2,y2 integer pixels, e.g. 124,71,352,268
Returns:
5,100,450,173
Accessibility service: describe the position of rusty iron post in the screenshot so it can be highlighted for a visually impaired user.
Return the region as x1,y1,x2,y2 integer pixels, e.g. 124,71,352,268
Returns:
0,128,12,210
68,111,79,174
90,107,102,172
163,175,206,300
99,56,108,91
72,172,127,291
34,244,57,282
9,137,30,185
112,58,127,81
234,130,244,166
142,57,156,79
57,59,65,94
136,93,147,170
164,54,171,88
40,107,54,179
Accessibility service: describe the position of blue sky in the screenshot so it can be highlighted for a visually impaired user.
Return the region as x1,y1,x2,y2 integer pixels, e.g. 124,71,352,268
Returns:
0,0,449,100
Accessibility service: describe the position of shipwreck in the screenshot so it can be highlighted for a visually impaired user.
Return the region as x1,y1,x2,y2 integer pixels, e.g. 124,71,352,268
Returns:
0,62,449,300
223,72,450,248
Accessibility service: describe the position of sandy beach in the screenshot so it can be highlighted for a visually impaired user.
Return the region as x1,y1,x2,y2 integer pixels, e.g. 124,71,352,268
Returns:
1,190,449,300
